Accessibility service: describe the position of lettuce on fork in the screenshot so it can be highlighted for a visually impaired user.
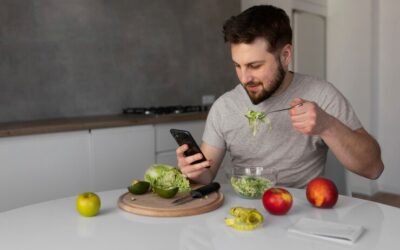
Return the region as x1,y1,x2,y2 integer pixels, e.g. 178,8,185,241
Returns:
245,110,271,136
144,164,191,193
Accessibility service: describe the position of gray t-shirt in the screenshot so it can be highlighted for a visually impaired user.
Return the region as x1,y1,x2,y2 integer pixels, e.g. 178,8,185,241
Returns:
203,73,362,188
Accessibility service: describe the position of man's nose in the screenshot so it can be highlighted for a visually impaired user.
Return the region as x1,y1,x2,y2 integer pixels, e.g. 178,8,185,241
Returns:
239,69,252,84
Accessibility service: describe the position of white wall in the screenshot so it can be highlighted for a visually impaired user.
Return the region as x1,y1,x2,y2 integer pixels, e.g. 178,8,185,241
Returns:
326,0,379,195
328,0,400,195
377,0,400,194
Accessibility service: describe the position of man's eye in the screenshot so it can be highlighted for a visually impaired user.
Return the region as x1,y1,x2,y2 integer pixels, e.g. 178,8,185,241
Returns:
249,64,261,69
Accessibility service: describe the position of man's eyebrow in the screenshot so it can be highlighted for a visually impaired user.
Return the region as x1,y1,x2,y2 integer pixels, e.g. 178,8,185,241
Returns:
232,60,265,66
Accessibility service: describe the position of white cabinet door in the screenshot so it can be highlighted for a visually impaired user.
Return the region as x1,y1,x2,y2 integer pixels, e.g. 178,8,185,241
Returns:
156,151,178,166
91,125,155,191
0,131,91,212
293,10,326,79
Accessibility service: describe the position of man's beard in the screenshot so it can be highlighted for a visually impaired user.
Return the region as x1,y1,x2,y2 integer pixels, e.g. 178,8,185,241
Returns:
244,62,286,105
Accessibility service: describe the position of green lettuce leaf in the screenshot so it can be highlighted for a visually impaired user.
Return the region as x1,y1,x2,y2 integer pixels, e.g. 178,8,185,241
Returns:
144,164,191,193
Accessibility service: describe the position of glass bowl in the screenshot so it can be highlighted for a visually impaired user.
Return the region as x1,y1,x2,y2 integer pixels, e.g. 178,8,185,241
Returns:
229,166,277,199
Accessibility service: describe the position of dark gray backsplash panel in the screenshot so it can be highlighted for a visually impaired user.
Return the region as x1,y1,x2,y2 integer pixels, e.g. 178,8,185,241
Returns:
0,0,240,122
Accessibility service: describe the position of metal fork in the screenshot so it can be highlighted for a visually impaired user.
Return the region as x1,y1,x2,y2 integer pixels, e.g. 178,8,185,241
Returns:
266,102,303,115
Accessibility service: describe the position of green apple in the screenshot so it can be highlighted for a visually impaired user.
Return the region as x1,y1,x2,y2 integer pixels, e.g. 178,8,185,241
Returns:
76,192,101,217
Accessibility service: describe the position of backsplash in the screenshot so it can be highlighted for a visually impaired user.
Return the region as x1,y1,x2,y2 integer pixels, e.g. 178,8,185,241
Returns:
0,0,239,122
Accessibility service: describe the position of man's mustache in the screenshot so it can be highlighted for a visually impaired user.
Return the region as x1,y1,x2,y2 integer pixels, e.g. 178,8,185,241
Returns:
244,82,261,87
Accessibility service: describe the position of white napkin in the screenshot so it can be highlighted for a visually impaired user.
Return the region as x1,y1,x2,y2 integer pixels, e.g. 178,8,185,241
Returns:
288,218,364,244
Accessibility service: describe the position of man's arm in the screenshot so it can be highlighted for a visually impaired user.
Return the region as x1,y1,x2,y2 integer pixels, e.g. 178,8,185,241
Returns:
176,142,226,184
290,98,384,179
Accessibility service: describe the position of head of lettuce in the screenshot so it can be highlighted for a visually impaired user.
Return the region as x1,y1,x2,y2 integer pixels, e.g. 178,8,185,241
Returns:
144,164,191,193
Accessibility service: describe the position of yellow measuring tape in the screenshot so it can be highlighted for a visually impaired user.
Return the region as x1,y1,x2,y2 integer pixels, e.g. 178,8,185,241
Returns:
224,207,264,231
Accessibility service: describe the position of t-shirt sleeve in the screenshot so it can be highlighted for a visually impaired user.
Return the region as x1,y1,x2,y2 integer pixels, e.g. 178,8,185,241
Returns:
319,82,363,131
202,100,226,149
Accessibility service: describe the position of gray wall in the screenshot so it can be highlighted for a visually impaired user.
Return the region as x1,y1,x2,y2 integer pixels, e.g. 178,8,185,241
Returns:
0,0,240,122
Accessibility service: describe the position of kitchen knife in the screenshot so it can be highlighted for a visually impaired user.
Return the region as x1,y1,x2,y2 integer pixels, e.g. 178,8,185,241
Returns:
172,182,220,206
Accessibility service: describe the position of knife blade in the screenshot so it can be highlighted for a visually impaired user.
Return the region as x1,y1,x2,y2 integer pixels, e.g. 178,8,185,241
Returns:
172,182,220,206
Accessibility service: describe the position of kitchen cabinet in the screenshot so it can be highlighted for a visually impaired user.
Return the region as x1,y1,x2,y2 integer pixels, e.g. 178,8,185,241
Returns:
0,120,208,212
0,131,91,212
90,125,155,191
154,121,205,166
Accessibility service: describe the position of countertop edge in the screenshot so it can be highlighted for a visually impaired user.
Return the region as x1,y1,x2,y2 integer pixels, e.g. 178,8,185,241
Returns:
0,112,208,138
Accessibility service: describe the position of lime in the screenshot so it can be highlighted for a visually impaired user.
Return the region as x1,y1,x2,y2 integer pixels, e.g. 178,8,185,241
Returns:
153,186,179,199
127,180,150,195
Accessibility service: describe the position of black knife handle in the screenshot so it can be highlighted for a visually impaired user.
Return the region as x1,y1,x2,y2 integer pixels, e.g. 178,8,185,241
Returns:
191,182,220,198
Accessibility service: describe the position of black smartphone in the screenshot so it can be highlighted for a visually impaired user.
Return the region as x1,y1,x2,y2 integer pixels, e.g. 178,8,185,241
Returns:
170,128,208,166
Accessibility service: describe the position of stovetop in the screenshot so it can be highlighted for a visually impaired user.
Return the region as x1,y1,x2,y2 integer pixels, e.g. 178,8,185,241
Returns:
122,105,207,115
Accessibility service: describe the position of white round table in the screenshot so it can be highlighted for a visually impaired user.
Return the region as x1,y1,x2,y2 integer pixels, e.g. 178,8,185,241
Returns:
1,184,399,249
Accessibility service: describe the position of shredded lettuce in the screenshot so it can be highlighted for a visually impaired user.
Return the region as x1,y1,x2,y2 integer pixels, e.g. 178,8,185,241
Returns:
230,176,273,199
245,110,271,136
144,164,190,193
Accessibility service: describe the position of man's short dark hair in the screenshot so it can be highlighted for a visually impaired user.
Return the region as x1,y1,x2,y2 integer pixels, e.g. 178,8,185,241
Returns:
223,5,292,53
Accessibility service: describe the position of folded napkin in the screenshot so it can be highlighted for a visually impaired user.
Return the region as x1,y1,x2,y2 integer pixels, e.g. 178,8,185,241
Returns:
288,218,364,244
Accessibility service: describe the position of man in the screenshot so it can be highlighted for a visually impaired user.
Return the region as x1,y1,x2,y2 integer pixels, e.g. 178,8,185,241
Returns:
176,5,384,188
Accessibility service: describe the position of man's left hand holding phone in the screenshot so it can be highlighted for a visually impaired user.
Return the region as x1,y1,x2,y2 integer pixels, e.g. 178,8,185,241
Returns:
170,129,212,181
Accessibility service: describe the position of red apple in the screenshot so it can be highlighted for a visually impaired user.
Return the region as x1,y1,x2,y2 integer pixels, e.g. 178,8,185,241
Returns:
262,187,293,215
306,177,338,208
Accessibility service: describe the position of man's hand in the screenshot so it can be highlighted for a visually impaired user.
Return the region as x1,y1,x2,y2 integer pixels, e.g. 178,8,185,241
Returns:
176,144,212,179
289,98,333,136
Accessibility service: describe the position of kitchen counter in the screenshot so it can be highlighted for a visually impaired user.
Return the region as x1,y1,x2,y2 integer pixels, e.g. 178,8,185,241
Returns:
0,112,207,138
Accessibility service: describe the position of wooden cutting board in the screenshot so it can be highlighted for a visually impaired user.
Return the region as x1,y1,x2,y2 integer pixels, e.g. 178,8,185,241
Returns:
118,187,224,217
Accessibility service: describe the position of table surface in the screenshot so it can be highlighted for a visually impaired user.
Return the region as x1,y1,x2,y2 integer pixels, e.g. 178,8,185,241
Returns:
1,184,399,250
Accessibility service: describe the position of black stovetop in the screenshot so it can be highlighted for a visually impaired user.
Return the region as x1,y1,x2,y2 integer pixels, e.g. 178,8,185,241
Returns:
122,105,207,115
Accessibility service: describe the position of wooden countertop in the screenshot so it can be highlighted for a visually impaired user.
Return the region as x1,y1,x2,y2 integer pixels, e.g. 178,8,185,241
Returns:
0,112,207,138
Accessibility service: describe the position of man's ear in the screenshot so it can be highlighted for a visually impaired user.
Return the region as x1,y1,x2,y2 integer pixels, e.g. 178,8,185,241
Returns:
280,44,292,66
